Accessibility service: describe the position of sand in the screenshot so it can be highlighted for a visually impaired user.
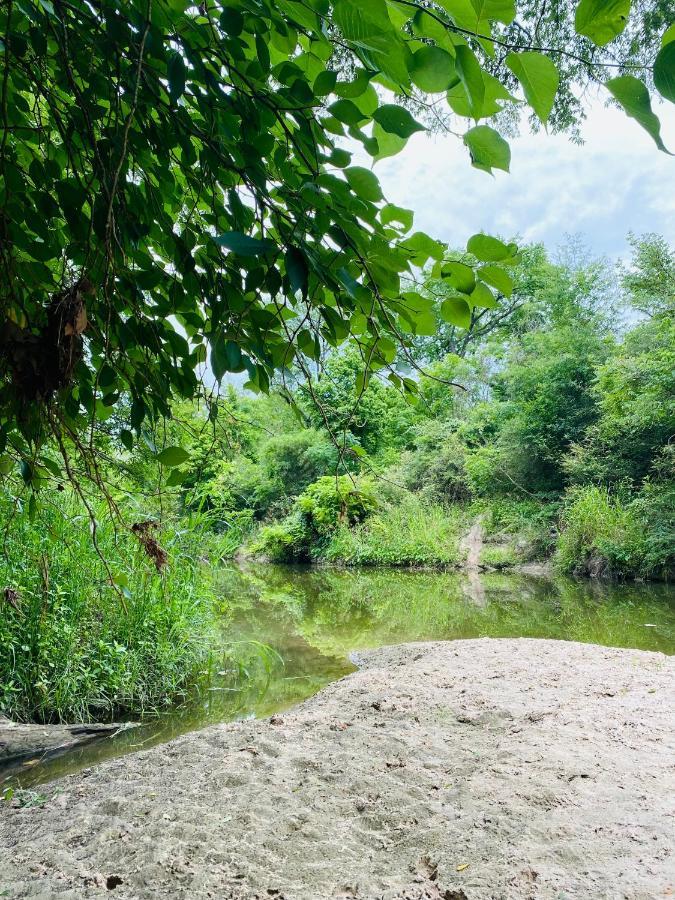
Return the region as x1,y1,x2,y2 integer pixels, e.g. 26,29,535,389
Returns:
1,638,673,899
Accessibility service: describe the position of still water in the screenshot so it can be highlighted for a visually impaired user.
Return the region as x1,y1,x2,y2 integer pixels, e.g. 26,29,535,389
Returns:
4,564,674,788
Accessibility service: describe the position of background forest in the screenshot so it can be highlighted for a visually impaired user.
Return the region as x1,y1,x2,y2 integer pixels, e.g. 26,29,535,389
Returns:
1,231,673,725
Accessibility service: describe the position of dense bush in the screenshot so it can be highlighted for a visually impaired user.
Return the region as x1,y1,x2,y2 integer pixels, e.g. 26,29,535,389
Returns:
324,494,465,567
401,421,470,503
556,486,648,579
250,476,378,562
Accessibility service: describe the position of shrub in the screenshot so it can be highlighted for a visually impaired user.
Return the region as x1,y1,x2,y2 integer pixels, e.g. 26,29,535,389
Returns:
260,429,340,498
556,486,646,578
477,498,559,560
249,476,377,562
248,513,313,563
324,493,464,567
296,475,378,535
402,420,470,503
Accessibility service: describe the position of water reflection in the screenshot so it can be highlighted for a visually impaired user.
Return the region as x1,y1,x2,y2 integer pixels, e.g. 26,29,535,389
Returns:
4,565,674,789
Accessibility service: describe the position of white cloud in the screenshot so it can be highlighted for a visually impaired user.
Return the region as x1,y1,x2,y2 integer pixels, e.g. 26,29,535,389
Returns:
360,97,675,261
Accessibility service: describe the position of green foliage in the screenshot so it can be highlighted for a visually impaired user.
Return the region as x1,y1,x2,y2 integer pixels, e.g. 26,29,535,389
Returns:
477,497,559,560
297,475,378,535
260,430,340,499
324,493,465,567
0,492,223,723
464,326,610,496
556,486,648,578
0,0,667,482
565,314,675,485
250,475,377,561
299,348,416,457
399,420,470,504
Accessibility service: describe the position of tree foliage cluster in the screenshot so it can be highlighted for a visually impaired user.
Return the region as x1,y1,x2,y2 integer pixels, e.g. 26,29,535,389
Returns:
1,0,673,492
204,234,673,578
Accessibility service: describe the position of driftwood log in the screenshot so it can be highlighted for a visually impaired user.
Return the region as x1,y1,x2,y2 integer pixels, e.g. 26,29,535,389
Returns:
0,716,134,766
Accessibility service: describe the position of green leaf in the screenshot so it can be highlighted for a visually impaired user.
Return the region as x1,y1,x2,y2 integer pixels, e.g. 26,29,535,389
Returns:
314,70,337,96
166,468,188,487
463,125,511,173
168,52,186,102
661,24,675,47
477,265,513,296
373,123,407,161
372,104,426,138
120,429,134,452
441,261,475,294
329,98,367,125
405,232,446,266
447,70,514,118
0,455,12,475
467,233,512,261
345,166,383,202
156,446,190,467
220,8,244,35
213,232,276,256
441,297,472,327
333,0,394,49
381,204,414,231
470,281,498,308
575,0,631,47
409,46,458,93
453,45,486,119
654,40,675,104
606,76,671,153
285,247,309,298
334,68,372,98
469,0,515,24
505,52,559,123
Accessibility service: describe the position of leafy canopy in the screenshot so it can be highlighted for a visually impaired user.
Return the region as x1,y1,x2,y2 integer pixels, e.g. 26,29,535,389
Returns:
0,0,672,484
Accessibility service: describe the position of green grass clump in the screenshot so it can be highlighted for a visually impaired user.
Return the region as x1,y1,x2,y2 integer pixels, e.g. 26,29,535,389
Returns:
480,545,520,569
0,491,223,724
555,486,646,579
324,494,464,567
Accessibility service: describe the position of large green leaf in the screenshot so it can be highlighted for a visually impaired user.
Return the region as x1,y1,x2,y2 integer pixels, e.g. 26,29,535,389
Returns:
454,45,485,120
654,40,675,104
469,0,516,24
441,297,472,328
214,232,276,256
478,264,514,297
345,166,384,202
464,125,511,173
441,261,476,294
575,0,631,46
156,446,190,467
467,233,512,261
332,0,393,49
505,52,560,123
381,204,414,231
606,76,671,153
372,105,426,138
373,123,407,161
409,46,458,93
469,281,498,308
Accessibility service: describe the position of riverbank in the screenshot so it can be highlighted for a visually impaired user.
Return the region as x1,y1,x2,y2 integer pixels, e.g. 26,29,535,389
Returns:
2,638,672,899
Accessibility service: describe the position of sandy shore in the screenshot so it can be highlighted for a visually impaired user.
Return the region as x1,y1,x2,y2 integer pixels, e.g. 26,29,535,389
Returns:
1,638,673,899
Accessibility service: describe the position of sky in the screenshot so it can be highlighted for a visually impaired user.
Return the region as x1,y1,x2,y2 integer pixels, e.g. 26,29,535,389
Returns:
365,95,675,264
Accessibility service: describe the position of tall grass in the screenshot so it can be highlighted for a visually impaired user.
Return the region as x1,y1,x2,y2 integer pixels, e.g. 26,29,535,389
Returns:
555,486,646,579
324,494,465,566
0,491,226,723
